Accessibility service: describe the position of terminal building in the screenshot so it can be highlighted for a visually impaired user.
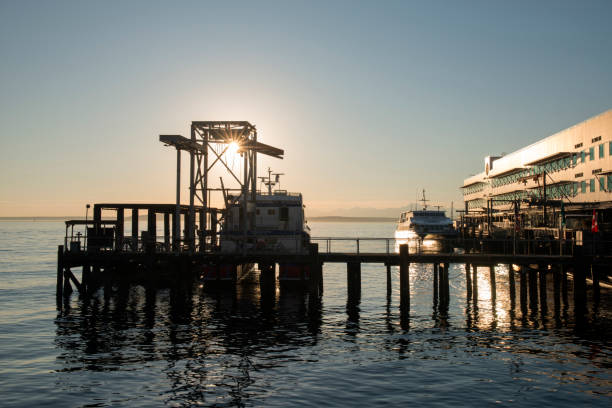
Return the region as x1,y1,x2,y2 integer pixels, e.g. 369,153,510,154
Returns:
461,109,612,237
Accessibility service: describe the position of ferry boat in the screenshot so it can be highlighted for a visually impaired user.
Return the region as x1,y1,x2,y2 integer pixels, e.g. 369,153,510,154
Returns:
395,190,456,241
203,169,311,282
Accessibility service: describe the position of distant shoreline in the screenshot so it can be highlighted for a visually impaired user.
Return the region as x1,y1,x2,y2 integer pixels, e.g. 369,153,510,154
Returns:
309,216,396,222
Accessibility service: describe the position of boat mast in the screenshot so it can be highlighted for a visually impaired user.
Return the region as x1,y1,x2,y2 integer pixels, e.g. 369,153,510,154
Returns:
420,189,429,210
258,167,284,194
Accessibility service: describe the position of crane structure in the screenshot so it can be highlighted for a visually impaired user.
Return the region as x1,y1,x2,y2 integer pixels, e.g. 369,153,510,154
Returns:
160,121,284,252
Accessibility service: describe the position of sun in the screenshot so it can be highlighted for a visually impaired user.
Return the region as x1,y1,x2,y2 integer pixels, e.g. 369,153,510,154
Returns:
226,141,239,156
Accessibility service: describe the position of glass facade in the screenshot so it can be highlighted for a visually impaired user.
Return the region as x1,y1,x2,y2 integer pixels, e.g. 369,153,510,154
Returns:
599,143,605,158
589,147,594,161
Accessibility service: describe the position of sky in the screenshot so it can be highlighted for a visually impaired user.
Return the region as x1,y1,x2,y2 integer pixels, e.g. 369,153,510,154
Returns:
1,0,611,217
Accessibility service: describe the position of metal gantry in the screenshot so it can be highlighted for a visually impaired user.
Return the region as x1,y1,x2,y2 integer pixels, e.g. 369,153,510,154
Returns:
161,121,284,252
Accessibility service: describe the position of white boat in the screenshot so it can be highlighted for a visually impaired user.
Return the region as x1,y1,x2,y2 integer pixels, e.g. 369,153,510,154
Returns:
395,190,456,241
204,169,311,282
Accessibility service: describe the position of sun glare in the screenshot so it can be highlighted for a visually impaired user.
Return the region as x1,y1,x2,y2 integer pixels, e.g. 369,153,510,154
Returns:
226,141,239,156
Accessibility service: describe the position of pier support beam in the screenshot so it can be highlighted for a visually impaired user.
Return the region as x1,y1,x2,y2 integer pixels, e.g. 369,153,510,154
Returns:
508,264,515,309
489,264,496,303
399,244,410,310
131,209,138,251
116,208,124,251
528,267,538,311
519,266,528,314
386,264,392,295
465,263,472,300
573,263,587,316
147,210,156,253
433,263,439,303
472,265,478,305
56,245,64,305
539,267,548,313
347,261,361,302
164,213,170,251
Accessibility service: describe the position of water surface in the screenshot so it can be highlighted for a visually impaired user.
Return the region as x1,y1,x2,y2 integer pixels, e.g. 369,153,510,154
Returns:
0,221,610,406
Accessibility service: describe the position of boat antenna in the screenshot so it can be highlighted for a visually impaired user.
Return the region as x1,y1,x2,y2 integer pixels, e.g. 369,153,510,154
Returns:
257,167,284,194
420,189,429,210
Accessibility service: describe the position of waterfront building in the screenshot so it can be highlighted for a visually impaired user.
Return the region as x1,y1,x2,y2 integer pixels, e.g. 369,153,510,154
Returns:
461,109,612,235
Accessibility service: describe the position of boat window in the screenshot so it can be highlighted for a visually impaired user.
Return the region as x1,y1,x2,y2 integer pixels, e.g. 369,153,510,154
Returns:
280,207,289,221
268,209,275,215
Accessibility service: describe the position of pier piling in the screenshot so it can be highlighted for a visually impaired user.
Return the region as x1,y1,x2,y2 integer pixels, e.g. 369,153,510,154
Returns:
399,244,409,309
433,263,439,303
465,263,472,300
56,245,63,303
489,265,496,302
347,261,361,301
508,264,515,309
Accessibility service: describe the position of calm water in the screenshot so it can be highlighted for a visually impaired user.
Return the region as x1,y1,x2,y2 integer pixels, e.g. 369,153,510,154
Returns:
0,221,611,407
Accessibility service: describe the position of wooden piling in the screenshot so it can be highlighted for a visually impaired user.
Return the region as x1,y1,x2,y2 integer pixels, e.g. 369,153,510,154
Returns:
489,264,496,302
131,208,138,251
309,243,321,295
115,208,124,250
528,267,538,311
164,213,170,251
442,263,450,306
519,266,528,314
539,268,547,312
82,264,91,295
386,264,392,295
56,245,64,302
399,244,409,309
433,263,439,302
472,265,478,304
561,264,568,307
508,264,515,309
592,265,600,306
347,261,361,300
465,263,472,300
573,263,587,315
553,266,561,314
147,210,156,248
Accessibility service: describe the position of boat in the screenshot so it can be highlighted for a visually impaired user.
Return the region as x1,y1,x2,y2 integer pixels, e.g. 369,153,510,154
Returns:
204,169,311,282
395,190,457,241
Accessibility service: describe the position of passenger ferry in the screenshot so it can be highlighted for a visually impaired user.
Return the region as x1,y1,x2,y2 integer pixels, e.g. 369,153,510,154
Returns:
395,190,456,241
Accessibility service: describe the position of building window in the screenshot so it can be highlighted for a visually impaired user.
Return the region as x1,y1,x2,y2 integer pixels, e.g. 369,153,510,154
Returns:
600,177,605,191
593,168,601,175
599,143,605,158
574,142,583,149
581,151,586,163
590,179,595,192
589,147,594,161
592,136,601,143
609,141,612,156
608,175,612,191
581,180,587,193
279,207,289,221
572,153,578,166
575,172,583,178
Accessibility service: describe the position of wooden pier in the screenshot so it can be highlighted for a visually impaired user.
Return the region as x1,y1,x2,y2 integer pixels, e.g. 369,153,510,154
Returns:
57,218,611,317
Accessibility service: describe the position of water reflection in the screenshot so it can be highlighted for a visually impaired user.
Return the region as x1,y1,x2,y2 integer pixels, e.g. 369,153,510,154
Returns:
55,280,322,405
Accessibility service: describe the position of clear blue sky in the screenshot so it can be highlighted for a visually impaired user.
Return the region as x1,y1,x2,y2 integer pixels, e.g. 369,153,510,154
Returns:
1,0,611,216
